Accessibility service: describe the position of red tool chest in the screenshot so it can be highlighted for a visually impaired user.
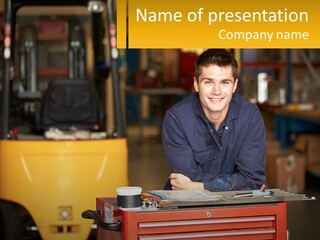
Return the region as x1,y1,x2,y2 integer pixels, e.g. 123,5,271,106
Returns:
95,197,287,240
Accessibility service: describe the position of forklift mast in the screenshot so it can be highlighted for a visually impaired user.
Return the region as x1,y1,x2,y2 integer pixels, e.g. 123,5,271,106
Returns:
18,24,41,99
68,21,87,80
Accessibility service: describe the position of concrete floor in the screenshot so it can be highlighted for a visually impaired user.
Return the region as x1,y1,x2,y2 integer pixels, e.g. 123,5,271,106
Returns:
127,126,320,240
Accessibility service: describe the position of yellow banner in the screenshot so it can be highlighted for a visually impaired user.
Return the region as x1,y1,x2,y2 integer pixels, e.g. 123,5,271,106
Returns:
117,0,320,49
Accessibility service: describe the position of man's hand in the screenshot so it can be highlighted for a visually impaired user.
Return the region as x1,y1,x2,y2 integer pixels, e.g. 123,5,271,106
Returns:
169,173,204,190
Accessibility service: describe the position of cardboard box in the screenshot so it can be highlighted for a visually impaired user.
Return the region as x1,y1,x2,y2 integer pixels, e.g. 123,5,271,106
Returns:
266,130,281,149
294,134,320,166
266,149,305,193
307,163,320,176
266,139,281,150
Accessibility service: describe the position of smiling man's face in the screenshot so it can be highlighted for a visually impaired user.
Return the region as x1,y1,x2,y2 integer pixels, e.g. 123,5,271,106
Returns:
194,64,238,124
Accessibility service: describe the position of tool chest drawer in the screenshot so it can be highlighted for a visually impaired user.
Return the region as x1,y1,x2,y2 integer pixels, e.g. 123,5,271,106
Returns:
132,203,285,239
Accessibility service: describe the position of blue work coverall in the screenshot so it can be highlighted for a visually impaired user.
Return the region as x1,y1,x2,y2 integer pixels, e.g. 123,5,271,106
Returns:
162,93,266,191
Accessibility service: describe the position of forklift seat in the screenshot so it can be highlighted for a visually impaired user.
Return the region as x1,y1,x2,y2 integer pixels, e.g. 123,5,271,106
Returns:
38,79,104,132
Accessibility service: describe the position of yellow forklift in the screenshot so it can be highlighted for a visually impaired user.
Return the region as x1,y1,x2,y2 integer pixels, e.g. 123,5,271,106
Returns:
0,0,128,239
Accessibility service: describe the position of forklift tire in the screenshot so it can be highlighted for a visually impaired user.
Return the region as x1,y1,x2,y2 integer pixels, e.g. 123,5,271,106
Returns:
0,200,24,240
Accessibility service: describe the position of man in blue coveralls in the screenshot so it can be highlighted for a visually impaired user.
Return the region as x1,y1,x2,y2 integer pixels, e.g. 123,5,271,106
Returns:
162,49,266,191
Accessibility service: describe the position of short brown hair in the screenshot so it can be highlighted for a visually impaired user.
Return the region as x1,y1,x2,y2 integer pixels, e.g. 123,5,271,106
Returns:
194,49,239,80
